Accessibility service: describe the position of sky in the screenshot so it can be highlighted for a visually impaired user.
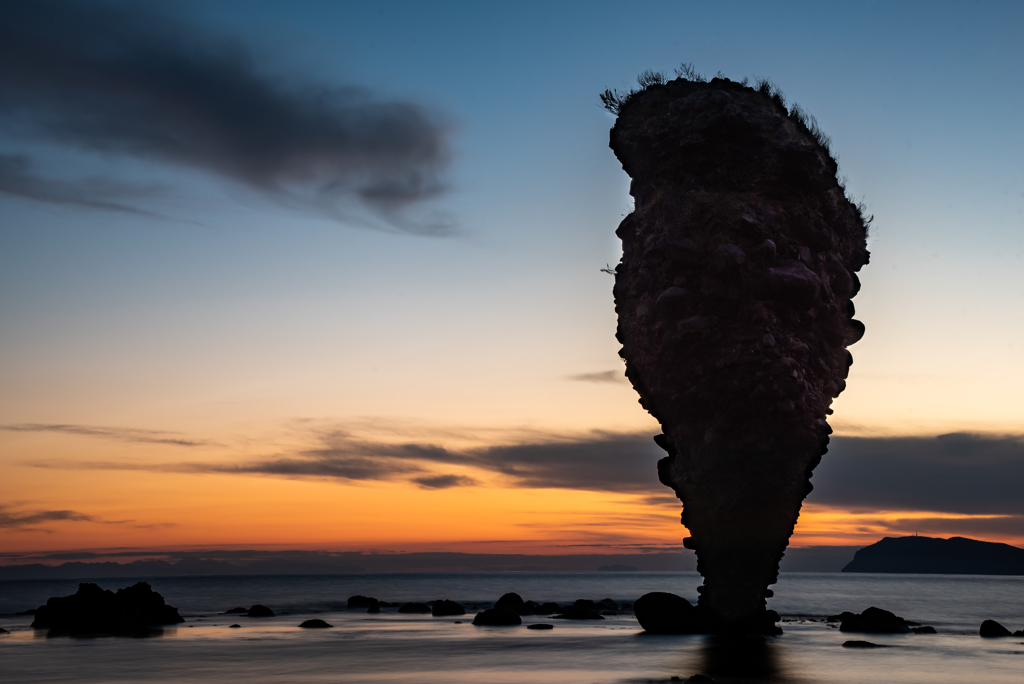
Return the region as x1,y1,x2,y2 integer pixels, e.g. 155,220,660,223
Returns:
1,0,1023,564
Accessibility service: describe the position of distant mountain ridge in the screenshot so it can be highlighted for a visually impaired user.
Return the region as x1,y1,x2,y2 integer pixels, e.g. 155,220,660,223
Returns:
842,536,1024,575
0,546,858,580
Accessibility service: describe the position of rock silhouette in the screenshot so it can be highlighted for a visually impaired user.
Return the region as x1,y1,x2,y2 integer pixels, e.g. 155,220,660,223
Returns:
472,608,521,626
837,607,913,634
298,618,333,628
607,71,869,632
246,605,274,617
30,581,184,632
979,619,1012,637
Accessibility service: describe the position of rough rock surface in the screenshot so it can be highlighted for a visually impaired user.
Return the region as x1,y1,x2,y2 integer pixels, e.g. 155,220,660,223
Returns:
30,582,184,632
609,75,869,632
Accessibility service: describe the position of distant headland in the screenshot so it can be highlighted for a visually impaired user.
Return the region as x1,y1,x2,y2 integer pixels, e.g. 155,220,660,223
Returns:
843,536,1024,575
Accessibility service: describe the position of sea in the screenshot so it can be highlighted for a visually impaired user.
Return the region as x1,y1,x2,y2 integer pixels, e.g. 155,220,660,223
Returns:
2,571,1023,683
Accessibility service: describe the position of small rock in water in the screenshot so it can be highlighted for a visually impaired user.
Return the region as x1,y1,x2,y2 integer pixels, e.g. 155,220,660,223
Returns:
347,595,378,609
0,627,9,634
472,608,521,626
228,624,240,628
980,620,1012,637
397,602,431,614
912,626,937,634
223,607,248,614
246,605,274,618
843,640,889,649
527,623,553,630
298,619,333,628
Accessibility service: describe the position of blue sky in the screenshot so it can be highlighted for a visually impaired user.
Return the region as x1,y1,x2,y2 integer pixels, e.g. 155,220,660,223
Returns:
1,1,1023,554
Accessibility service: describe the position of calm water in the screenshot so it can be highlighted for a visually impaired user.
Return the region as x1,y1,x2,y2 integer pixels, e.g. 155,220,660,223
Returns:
2,572,1023,683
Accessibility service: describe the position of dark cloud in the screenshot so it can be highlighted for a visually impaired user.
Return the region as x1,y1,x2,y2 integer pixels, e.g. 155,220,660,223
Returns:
566,370,628,384
0,1,452,233
0,153,181,219
412,474,477,489
808,433,1024,515
2,423,209,447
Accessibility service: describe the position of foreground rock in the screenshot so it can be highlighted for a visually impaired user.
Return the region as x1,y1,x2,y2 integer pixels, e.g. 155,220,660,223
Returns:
246,605,274,617
837,607,914,634
298,619,333,628
607,71,869,631
472,608,521,626
979,620,1012,637
634,592,702,634
431,600,465,616
527,623,553,630
31,582,184,632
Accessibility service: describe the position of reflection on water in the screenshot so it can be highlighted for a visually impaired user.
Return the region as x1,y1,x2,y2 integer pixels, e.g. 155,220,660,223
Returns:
693,635,790,683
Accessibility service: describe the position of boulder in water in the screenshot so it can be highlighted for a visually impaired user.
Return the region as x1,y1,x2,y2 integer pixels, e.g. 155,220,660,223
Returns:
246,605,275,618
431,600,465,616
980,620,1012,637
494,592,527,615
527,623,553,630
472,608,521,626
298,619,333,628
634,592,702,634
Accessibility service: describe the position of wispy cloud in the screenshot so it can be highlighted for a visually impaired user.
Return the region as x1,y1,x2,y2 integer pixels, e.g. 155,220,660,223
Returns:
2,423,210,447
566,370,628,384
412,474,478,489
0,1,453,233
0,504,132,531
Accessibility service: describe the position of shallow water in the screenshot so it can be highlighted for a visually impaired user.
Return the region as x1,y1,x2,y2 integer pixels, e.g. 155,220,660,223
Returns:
2,572,1023,683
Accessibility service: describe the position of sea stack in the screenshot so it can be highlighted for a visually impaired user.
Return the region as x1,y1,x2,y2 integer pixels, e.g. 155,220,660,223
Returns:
607,72,869,633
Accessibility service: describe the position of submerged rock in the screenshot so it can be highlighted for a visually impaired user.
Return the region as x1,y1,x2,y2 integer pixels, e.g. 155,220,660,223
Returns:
298,619,333,628
607,72,869,632
842,640,888,649
912,626,937,634
527,623,554,630
553,599,605,620
30,582,184,632
223,607,248,614
980,620,1012,637
472,608,521,626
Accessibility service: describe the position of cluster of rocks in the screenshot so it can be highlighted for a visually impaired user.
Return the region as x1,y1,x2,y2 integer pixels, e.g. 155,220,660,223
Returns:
29,582,184,633
345,595,466,616
609,75,870,632
829,607,935,634
472,593,629,626
979,619,1024,637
